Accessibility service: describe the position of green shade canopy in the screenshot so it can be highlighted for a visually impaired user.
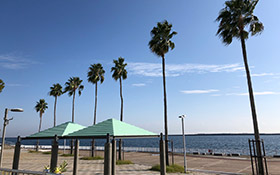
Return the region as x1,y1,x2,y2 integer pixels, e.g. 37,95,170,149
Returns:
67,118,157,138
27,122,86,138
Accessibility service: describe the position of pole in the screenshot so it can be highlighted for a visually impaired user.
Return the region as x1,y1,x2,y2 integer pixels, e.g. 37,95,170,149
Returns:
179,115,187,173
50,135,59,173
159,133,166,175
12,136,21,172
73,139,79,175
0,108,8,167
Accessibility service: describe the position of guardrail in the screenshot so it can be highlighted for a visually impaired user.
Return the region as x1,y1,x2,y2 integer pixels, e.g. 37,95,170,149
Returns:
0,168,57,175
21,145,249,155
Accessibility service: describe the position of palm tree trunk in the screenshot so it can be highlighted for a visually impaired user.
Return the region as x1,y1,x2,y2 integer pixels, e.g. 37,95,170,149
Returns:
94,83,98,125
36,113,43,152
91,83,98,157
72,90,76,123
120,78,123,121
241,37,264,174
71,91,76,154
119,77,124,160
54,96,57,127
162,55,169,166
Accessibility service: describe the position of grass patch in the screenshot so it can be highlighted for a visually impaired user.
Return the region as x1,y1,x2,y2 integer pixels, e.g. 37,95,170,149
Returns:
42,151,52,155
80,156,103,160
150,164,185,173
28,150,40,153
116,160,133,165
60,153,74,157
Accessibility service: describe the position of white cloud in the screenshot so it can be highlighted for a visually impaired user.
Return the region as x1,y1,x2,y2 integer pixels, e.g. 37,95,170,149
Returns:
132,83,146,87
226,91,280,96
0,54,37,69
251,73,275,77
127,62,244,77
181,89,219,94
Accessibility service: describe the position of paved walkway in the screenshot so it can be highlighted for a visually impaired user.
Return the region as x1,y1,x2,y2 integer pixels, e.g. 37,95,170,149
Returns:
1,149,280,174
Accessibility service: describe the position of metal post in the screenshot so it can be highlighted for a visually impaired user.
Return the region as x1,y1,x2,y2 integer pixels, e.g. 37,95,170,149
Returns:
63,139,66,154
261,140,268,175
73,139,79,175
0,108,8,167
179,115,187,173
12,136,21,172
91,139,95,157
122,140,124,160
50,135,59,173
248,139,255,175
252,140,258,174
171,140,174,165
160,133,166,175
112,138,116,175
104,133,112,175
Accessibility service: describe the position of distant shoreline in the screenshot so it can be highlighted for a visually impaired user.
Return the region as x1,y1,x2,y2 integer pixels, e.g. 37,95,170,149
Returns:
5,133,280,138
170,133,280,136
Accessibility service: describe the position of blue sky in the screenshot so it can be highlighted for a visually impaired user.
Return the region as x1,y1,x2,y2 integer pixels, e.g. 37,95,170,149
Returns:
1,0,280,137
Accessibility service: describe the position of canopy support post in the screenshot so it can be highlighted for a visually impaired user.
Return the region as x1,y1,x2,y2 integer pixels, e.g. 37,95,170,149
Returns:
104,133,112,175
50,135,59,173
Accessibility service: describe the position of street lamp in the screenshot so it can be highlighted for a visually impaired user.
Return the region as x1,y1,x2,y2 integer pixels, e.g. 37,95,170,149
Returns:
0,108,23,167
179,115,187,173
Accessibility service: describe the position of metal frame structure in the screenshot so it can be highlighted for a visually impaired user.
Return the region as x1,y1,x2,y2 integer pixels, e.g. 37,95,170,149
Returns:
248,139,268,175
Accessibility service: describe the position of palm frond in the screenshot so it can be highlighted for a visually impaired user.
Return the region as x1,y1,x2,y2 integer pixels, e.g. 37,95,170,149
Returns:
35,99,48,114
0,79,5,93
216,0,263,44
111,57,128,81
149,20,177,57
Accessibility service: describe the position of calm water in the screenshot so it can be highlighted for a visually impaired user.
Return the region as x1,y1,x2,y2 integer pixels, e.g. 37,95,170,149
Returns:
4,135,280,156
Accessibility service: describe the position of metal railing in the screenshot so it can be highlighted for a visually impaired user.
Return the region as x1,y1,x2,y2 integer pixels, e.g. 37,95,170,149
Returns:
21,144,249,155
0,168,57,175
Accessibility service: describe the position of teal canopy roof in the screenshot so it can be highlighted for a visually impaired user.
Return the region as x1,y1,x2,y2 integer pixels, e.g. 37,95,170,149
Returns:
67,118,157,137
27,122,86,138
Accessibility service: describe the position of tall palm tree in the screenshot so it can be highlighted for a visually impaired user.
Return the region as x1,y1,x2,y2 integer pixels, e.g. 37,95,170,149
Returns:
64,77,84,154
111,57,127,122
0,79,4,93
49,83,63,127
88,63,105,157
35,99,48,151
111,57,127,160
64,77,84,123
87,64,105,125
216,0,264,173
149,20,177,165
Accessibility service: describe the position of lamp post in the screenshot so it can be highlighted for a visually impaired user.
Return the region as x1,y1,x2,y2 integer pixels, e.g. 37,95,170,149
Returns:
179,115,187,173
0,108,23,167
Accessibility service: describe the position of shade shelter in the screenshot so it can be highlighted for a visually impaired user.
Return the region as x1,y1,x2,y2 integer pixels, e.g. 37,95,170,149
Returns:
66,118,157,138
13,119,165,175
27,121,86,138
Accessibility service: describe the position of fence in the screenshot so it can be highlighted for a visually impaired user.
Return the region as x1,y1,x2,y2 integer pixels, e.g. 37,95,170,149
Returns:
21,144,249,156
0,168,57,175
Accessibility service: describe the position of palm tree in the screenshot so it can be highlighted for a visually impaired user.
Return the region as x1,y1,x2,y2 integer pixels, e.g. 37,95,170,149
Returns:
64,77,84,123
0,79,4,93
216,0,264,173
35,99,48,151
111,57,127,122
111,57,127,160
149,20,177,165
49,83,63,127
87,64,105,125
88,63,105,157
64,77,84,154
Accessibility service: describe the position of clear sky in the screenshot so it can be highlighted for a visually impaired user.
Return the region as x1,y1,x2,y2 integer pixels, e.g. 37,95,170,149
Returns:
0,0,280,137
